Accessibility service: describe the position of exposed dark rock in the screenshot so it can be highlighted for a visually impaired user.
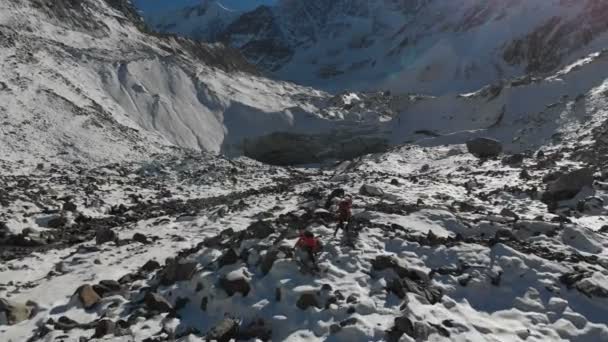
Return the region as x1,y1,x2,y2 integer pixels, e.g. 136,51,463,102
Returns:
296,293,320,310
160,259,198,286
238,319,271,341
243,220,274,240
219,277,251,296
144,292,172,313
502,153,525,166
141,260,161,272
132,233,150,244
93,319,116,338
466,138,503,158
96,227,117,245
206,318,239,342
63,202,77,212
218,249,239,268
542,168,594,202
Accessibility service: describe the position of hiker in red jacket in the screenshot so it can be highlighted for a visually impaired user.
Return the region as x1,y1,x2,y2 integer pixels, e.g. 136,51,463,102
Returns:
334,196,353,237
295,230,321,266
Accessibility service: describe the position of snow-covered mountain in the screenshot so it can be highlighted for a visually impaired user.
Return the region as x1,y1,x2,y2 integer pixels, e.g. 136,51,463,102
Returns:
146,0,608,94
143,0,241,42
0,0,392,165
2,0,608,342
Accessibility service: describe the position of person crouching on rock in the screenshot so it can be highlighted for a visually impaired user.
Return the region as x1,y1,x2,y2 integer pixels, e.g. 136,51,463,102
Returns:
295,230,322,268
334,196,353,237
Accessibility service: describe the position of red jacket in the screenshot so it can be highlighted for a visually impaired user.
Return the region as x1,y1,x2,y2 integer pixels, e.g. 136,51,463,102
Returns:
295,234,319,251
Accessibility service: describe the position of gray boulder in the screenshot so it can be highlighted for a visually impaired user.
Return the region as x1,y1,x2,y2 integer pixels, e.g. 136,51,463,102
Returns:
543,168,594,202
466,138,503,158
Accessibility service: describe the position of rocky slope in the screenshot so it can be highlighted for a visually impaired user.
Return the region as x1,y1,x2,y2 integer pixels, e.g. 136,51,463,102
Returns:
1,136,608,341
145,0,608,94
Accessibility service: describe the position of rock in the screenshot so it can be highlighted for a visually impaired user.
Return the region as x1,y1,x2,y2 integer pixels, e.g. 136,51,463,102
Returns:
390,179,400,186
260,250,279,275
371,255,410,278
330,324,342,334
420,164,430,173
206,318,239,342
144,292,172,313
502,153,525,166
296,293,320,310
93,319,115,338
200,297,208,311
600,225,608,233
500,208,519,221
238,319,271,341
218,249,240,268
520,169,532,180
47,215,68,229
75,284,101,309
466,138,503,158
132,233,150,244
160,259,198,286
543,168,594,202
141,260,161,272
394,315,414,337
0,299,33,325
244,221,274,240
93,280,122,297
62,202,77,212
360,184,384,197
96,228,117,245
219,277,251,296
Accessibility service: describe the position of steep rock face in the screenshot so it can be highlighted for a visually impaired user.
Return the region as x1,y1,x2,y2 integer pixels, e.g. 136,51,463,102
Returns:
143,0,608,95
1,0,391,165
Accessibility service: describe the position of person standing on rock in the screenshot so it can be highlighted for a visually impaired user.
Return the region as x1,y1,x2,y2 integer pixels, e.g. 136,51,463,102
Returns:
294,230,322,271
334,196,353,237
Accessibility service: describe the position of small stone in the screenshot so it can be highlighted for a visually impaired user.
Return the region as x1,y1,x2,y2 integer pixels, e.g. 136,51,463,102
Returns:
75,284,101,309
132,233,150,244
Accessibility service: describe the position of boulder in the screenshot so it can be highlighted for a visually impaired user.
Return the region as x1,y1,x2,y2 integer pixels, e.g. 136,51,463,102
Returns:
260,250,279,275
371,255,410,278
62,202,77,212
144,292,172,313
218,249,239,268
243,221,274,240
296,293,320,310
543,168,594,202
96,228,117,245
219,277,251,297
206,318,239,342
394,315,414,337
360,184,384,197
0,299,33,325
238,319,271,341
47,215,68,229
466,138,503,158
160,259,198,286
75,284,101,309
141,260,161,272
93,319,116,338
502,153,525,166
132,233,150,244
